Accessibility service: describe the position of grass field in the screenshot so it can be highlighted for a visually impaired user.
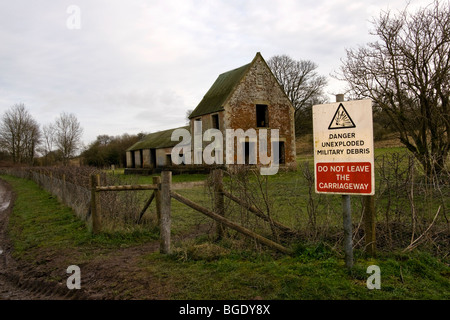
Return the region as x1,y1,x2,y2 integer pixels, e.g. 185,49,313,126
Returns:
1,144,449,299
102,148,449,255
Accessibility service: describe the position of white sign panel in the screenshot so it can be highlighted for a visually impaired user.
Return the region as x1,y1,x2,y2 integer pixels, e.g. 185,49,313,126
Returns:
313,99,375,195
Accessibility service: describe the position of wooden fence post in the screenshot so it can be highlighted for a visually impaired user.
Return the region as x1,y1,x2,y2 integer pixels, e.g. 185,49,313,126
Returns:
160,171,171,254
90,174,101,234
213,169,225,239
153,176,161,224
363,195,376,256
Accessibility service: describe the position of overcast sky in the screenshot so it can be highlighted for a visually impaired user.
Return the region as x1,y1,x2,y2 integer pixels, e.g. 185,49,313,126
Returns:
0,0,433,146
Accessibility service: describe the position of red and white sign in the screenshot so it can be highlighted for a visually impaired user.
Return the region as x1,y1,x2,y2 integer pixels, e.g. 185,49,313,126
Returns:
313,100,375,195
316,162,372,194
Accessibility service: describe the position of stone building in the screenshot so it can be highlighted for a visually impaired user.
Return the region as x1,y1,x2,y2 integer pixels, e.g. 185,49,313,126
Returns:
125,126,189,173
126,52,296,173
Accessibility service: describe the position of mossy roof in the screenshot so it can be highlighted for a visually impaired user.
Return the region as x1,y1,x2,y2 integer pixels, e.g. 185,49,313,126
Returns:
127,126,190,151
188,62,252,119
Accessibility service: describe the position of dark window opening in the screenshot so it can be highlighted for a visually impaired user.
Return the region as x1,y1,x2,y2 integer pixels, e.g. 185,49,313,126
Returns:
244,142,250,164
243,142,256,164
212,114,220,130
150,149,156,168
256,104,269,127
130,152,136,168
166,154,172,166
273,141,286,164
139,150,143,168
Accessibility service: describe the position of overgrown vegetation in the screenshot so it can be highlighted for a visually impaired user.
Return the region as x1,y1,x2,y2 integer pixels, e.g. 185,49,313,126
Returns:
1,175,158,263
81,133,146,168
1,144,448,299
2,145,449,256
1,173,448,299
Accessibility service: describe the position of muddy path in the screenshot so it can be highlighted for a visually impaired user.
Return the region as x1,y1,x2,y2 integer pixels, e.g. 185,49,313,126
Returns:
0,179,65,300
0,179,87,300
0,178,168,300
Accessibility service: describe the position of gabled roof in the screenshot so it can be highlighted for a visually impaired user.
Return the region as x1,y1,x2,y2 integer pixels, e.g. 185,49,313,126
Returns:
188,52,294,119
188,61,252,119
127,126,190,151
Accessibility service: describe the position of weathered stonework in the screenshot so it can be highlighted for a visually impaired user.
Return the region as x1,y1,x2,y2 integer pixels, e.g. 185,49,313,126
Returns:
190,53,296,170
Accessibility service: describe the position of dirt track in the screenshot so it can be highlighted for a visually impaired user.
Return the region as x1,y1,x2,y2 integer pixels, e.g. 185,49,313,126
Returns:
0,178,167,300
0,179,37,299
0,179,88,300
0,179,43,299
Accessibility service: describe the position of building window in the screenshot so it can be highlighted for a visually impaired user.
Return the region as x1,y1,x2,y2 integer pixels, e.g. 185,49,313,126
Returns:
243,141,256,164
273,141,286,164
256,104,269,127
211,114,219,130
130,151,136,168
166,154,172,166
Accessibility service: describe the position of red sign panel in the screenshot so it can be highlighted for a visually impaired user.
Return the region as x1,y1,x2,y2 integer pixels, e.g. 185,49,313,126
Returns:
315,162,372,194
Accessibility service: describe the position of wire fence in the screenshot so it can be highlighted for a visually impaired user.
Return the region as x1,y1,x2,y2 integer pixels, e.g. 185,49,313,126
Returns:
1,151,449,257
0,167,155,232
217,153,449,256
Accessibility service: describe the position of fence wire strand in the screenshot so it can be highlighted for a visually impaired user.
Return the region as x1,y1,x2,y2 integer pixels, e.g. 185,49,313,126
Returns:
1,151,448,257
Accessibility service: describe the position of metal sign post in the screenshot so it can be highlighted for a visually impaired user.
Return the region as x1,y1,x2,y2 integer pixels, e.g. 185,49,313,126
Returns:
337,94,353,269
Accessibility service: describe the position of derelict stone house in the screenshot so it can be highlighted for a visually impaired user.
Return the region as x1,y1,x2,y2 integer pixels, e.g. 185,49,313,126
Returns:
125,52,296,173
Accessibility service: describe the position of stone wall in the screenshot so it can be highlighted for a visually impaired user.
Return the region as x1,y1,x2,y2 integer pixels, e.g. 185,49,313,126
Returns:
224,55,296,168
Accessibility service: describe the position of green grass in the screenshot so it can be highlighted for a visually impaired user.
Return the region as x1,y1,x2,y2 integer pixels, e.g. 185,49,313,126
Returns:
1,172,449,299
1,175,158,262
105,147,448,244
139,242,450,299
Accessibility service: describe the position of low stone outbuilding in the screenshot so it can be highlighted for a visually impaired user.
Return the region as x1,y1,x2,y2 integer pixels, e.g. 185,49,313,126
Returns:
125,126,189,172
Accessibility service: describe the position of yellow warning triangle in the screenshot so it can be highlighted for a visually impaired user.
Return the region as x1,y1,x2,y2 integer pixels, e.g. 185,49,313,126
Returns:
328,103,356,130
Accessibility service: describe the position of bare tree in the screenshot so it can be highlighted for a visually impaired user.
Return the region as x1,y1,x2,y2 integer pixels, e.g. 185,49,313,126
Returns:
0,103,41,164
41,123,55,154
338,1,450,176
54,112,83,165
267,55,328,135
36,123,59,165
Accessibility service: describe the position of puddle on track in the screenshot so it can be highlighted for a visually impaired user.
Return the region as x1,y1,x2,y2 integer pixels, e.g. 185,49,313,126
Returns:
0,184,10,212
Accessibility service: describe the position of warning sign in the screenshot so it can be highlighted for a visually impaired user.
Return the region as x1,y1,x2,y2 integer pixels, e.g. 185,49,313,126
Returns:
328,104,356,129
316,162,372,194
313,99,374,195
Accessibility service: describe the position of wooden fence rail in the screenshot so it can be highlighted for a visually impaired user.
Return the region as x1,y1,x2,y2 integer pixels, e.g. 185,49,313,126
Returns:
220,188,294,234
96,184,158,192
171,190,292,255
89,170,293,255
